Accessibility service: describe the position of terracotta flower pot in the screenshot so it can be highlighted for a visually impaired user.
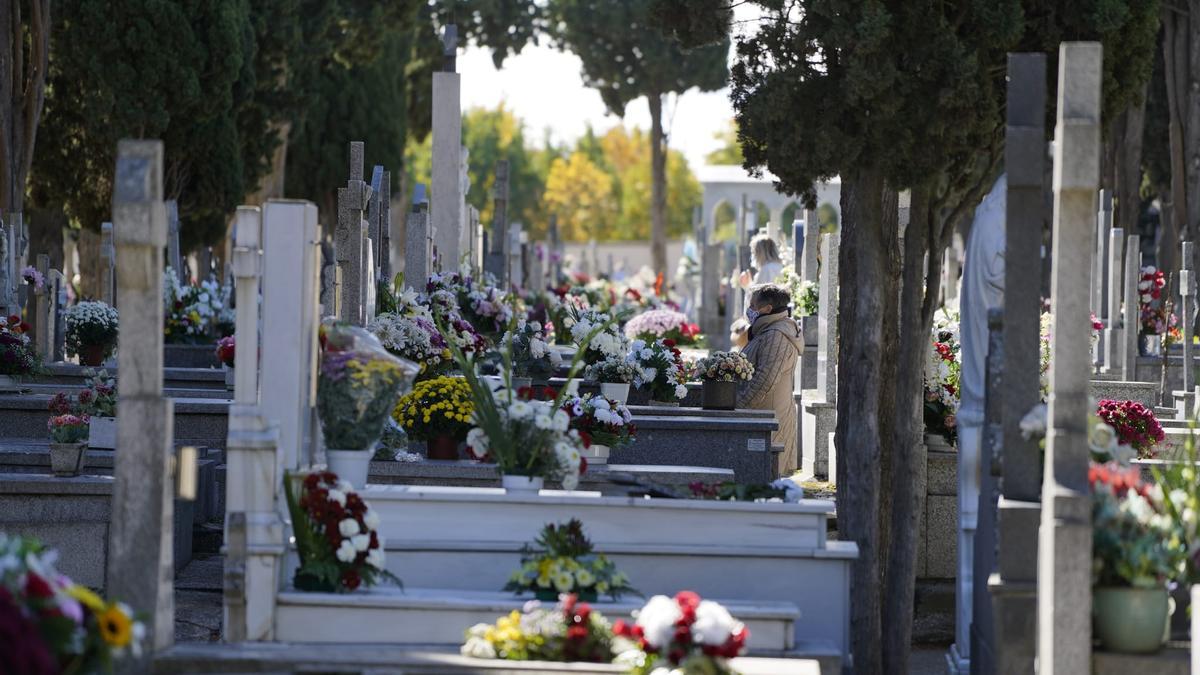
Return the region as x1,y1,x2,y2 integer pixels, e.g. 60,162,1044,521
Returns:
702,380,737,410
79,343,108,367
426,434,460,461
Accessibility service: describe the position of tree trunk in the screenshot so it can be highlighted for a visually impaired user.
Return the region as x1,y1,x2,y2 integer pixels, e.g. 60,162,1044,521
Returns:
835,166,894,675
1114,86,1148,242
1187,0,1200,273
0,0,51,216
648,92,668,277
76,226,101,300
1162,4,1191,268
877,184,899,573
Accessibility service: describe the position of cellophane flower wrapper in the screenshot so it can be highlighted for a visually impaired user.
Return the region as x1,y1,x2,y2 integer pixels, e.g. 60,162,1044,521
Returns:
318,323,418,450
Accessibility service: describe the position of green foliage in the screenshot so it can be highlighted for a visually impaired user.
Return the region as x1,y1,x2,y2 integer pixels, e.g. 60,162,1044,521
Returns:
705,120,744,166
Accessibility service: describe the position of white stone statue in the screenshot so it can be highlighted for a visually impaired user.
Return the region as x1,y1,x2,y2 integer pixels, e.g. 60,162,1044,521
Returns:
947,172,1006,674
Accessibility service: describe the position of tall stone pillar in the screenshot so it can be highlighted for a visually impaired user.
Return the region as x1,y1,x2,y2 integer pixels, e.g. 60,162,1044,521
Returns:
432,26,463,268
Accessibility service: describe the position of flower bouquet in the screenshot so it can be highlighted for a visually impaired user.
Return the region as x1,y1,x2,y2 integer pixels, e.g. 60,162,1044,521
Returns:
503,320,561,382
0,313,38,383
283,469,398,593
1090,462,1177,653
624,309,702,347
462,594,618,663
0,533,145,670
629,338,689,406
47,414,89,476
48,369,117,450
368,287,456,380
613,591,749,675
559,394,636,465
64,301,118,366
504,519,637,601
393,375,475,460
695,351,753,411
162,269,232,344
924,307,961,446
1095,399,1163,459
318,324,417,487
689,477,805,503
778,269,819,317
568,308,629,366
585,355,638,403
426,270,513,343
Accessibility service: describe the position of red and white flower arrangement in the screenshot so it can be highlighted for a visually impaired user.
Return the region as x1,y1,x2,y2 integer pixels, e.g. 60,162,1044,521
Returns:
924,307,961,445
1095,399,1164,459
559,394,636,450
283,469,398,592
1138,266,1177,336
628,338,689,403
614,591,749,674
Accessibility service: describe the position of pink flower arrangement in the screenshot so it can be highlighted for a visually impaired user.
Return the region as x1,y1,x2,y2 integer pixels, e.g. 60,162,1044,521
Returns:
624,309,701,346
1095,399,1164,458
1138,266,1176,335
48,414,90,444
20,265,44,291
216,336,235,368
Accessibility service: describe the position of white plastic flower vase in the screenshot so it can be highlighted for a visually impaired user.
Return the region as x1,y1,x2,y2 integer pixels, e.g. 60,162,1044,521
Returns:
326,449,372,490
599,382,629,404
583,444,610,466
501,474,544,494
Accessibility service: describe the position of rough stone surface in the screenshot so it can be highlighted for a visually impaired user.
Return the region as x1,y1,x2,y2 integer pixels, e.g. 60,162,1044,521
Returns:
926,448,957,496
608,414,779,483
1088,379,1159,408
926,495,958,579
800,398,836,479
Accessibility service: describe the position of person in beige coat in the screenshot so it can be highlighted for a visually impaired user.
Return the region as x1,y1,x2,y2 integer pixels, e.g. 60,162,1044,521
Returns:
736,284,803,474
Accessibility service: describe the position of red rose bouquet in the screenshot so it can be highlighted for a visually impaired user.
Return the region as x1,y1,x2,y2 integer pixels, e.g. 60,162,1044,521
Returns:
1095,399,1164,459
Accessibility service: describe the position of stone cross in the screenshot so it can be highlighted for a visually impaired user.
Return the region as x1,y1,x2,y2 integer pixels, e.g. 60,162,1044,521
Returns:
1102,227,1125,373
380,170,393,282
485,161,509,282
368,165,384,278
404,186,431,292
987,53,1046,675
33,254,52,359
166,200,184,282
816,233,840,404
106,139,176,658
1180,241,1195,392
336,142,372,325
432,42,464,268
319,238,338,318
222,206,285,642
261,199,321,474
1121,234,1141,380
1094,190,1113,366
1037,42,1102,673
100,222,115,306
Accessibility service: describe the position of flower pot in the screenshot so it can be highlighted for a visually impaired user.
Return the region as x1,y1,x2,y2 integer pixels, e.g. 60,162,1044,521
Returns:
426,434,460,461
49,442,86,477
702,380,738,411
535,588,598,603
648,399,680,407
1093,586,1169,654
501,474,544,494
1138,333,1163,357
584,443,610,465
0,374,19,393
293,569,337,593
599,382,630,404
88,416,117,450
325,448,372,490
79,343,108,367
224,366,236,391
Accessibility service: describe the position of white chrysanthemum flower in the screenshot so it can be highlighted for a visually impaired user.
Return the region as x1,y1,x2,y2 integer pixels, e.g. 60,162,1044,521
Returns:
336,540,357,563
338,518,361,537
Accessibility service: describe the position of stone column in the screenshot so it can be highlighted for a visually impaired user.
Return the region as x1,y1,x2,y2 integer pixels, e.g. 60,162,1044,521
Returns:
166,200,183,282
50,270,66,362
1102,228,1125,373
0,221,12,317
1094,191,1113,367
1121,234,1141,381
548,216,562,286
508,226,525,289
432,28,463,268
336,142,371,326
106,140,176,659
261,199,322,476
970,309,1004,671
31,253,50,359
223,205,284,641
1037,41,1101,674
485,160,508,282
801,233,839,480
404,193,431,292
988,52,1045,675
1176,242,1195,414
100,222,115,306
380,170,393,282
942,237,962,303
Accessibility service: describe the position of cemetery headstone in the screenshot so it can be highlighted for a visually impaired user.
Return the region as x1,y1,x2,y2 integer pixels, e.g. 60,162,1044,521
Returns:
1102,227,1125,373
485,161,509,282
166,200,183,282
432,25,464,268
970,308,1004,670
1037,41,1101,673
34,254,52,359
404,187,432,292
319,239,338,318
548,215,562,287
0,220,13,317
100,222,115,306
801,233,839,480
1093,191,1113,367
106,139,176,658
380,170,393,282
369,165,385,271
987,51,1046,675
1177,242,1195,410
1121,234,1141,380
336,142,371,325
50,269,66,361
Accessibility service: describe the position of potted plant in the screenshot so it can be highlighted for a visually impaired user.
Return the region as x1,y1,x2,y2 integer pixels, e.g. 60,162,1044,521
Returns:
393,375,474,460
0,534,147,669
424,270,514,346
63,301,119,367
503,320,561,389
283,469,399,592
628,338,689,407
695,351,754,411
567,308,629,367
1095,399,1164,459
585,356,636,404
623,308,703,347
216,336,236,390
48,370,118,450
612,591,749,674
1091,462,1176,653
368,303,454,382
462,594,619,663
560,394,636,465
504,519,637,602
1136,266,1172,356
0,313,38,391
317,324,417,488
48,414,90,476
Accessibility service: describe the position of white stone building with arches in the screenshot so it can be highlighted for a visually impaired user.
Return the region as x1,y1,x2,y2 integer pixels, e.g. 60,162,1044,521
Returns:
695,164,841,242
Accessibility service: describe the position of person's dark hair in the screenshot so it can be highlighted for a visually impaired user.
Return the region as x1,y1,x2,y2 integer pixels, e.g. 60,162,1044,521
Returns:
749,283,791,311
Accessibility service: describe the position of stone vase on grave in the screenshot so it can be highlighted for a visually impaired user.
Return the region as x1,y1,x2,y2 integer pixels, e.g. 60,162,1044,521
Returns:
1092,586,1169,654
583,444,610,466
88,416,117,450
599,382,630,404
1138,332,1163,357
49,442,87,477
501,474,544,493
325,449,372,490
78,343,109,368
701,380,738,411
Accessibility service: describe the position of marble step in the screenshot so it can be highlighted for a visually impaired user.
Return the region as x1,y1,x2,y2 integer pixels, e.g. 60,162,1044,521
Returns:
274,587,806,656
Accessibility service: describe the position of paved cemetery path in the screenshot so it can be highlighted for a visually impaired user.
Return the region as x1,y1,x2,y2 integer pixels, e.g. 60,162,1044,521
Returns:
174,554,223,642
